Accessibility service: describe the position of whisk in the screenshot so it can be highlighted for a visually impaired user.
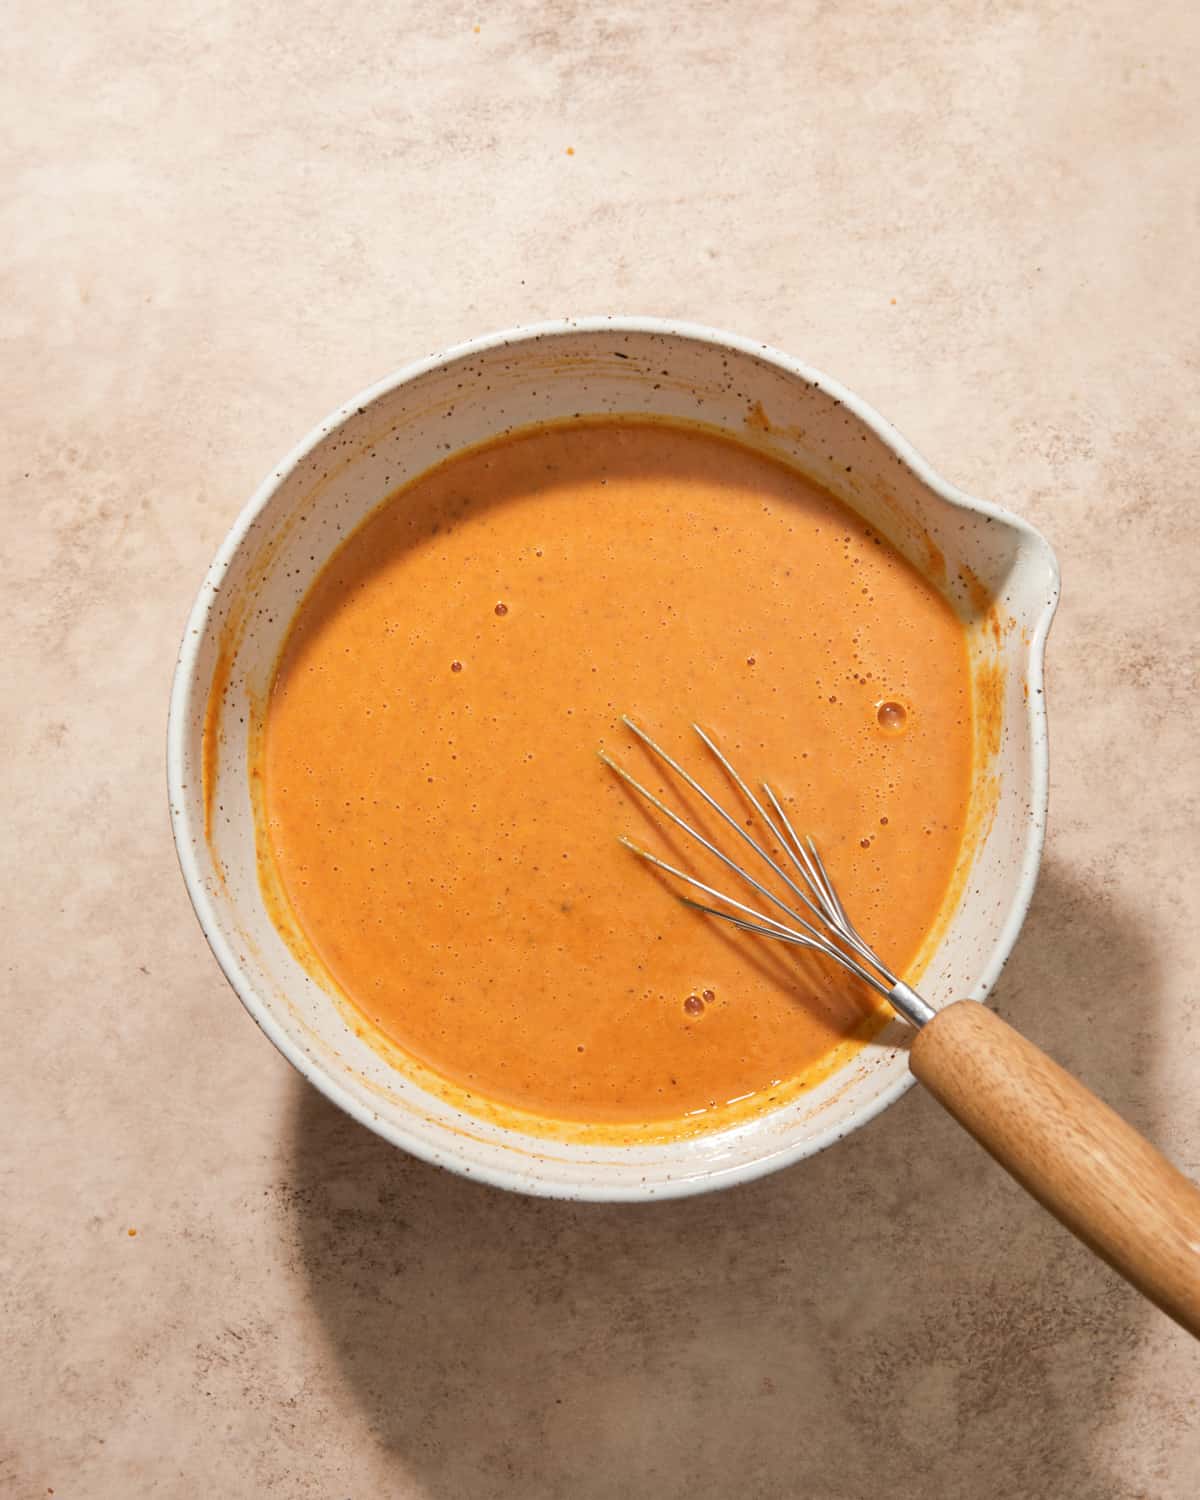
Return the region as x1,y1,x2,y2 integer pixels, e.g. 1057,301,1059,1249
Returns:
603,718,1200,1338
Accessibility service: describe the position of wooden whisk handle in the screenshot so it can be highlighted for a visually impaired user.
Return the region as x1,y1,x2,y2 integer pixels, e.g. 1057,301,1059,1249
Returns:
910,1000,1200,1337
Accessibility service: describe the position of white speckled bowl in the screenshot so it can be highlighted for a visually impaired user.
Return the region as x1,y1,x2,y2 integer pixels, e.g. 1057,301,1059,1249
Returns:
167,319,1059,1200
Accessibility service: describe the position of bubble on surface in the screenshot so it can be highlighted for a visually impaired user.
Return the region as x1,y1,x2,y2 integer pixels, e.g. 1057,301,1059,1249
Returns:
876,700,907,731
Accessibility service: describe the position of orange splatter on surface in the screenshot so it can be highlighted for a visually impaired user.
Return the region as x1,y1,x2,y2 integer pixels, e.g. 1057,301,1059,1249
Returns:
973,658,1005,765
958,562,1010,646
565,146,575,156
127,1227,137,1237
200,494,321,865
741,399,807,445
958,561,992,616
201,643,234,843
922,533,947,584
745,399,771,433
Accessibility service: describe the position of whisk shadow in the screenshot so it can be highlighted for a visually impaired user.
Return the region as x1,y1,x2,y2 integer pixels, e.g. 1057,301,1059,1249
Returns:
289,857,1161,1500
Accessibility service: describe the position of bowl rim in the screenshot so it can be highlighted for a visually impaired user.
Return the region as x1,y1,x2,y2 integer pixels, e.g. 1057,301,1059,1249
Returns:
167,315,1060,1200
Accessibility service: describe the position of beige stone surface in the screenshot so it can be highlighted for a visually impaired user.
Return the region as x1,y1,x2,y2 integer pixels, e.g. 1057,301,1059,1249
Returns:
4,1,1199,1495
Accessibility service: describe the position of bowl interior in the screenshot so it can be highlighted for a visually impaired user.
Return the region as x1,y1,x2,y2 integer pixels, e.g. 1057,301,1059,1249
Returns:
169,321,1059,1199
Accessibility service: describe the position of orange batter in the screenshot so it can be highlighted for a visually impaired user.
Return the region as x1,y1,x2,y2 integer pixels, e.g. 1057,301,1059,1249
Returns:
260,420,972,1129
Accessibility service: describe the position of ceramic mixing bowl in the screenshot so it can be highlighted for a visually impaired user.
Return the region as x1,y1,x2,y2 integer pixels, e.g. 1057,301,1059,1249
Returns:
167,318,1059,1200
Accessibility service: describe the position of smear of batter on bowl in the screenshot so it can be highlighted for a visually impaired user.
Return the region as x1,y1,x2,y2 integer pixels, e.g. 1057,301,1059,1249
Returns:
257,419,973,1131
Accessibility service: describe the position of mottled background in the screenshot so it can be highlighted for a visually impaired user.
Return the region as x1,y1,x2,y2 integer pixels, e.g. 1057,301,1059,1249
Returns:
3,2,1199,1496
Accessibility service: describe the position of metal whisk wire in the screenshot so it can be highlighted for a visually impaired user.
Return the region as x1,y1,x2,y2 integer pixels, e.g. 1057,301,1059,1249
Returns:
601,717,935,1028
